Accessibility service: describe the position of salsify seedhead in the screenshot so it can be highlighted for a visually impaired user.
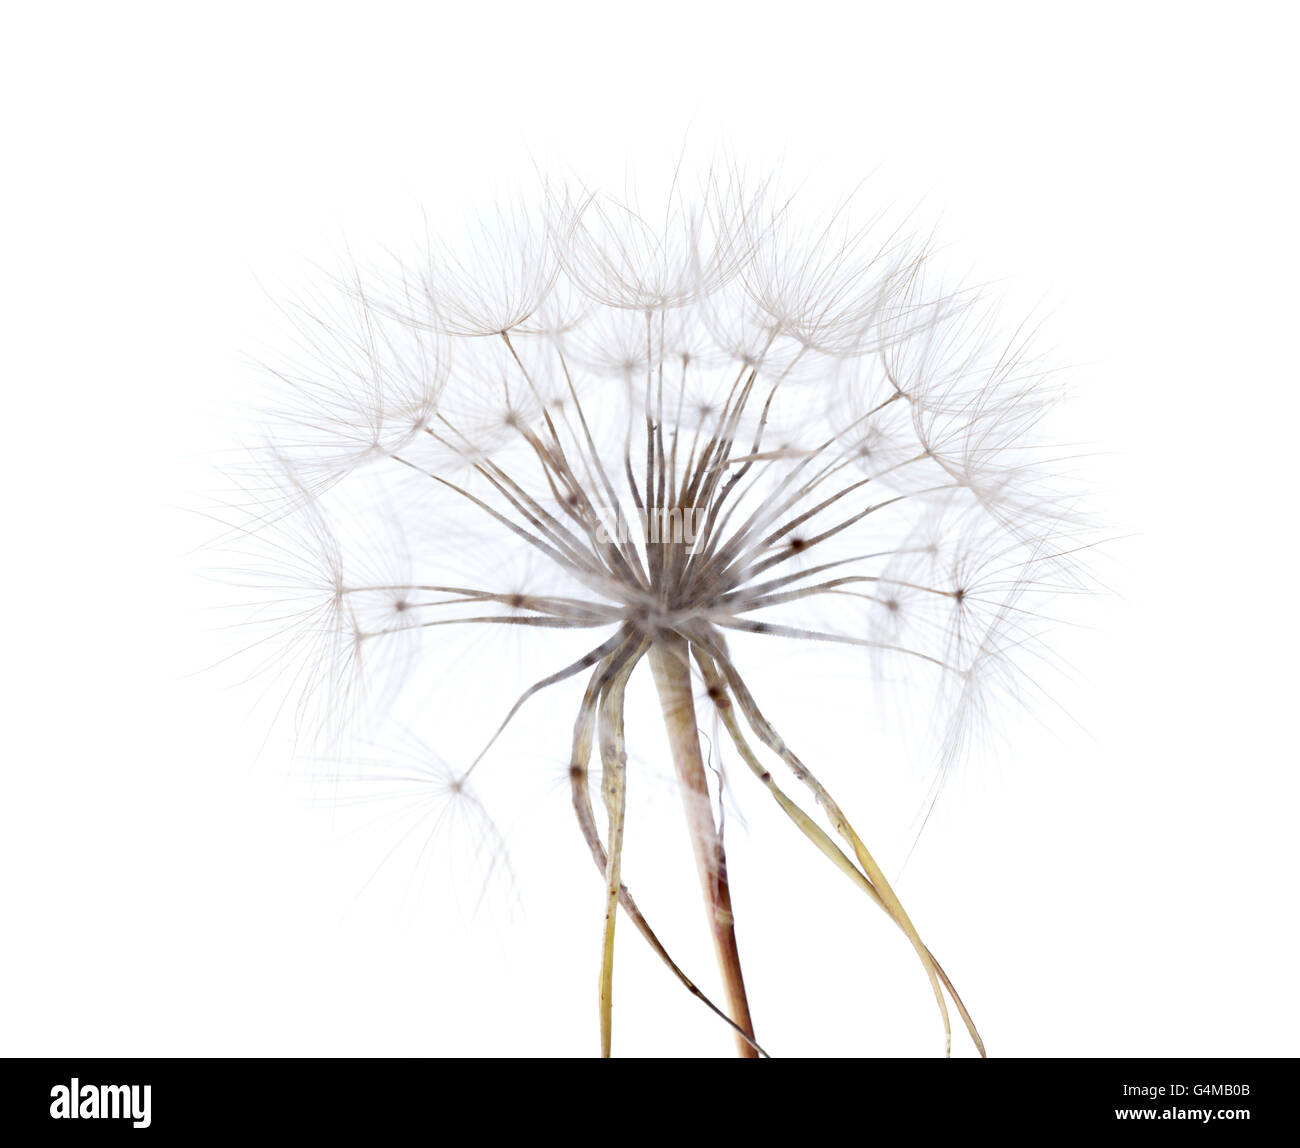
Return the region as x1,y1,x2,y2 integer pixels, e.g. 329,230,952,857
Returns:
232,168,1087,1058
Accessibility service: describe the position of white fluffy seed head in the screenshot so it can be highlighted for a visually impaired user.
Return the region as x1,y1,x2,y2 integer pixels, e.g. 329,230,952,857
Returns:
229,166,1094,891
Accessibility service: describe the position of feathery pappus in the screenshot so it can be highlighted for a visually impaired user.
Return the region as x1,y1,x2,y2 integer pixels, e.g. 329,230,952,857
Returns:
225,167,1092,1057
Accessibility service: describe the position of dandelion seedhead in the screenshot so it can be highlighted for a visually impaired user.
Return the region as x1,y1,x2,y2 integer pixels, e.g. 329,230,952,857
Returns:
229,165,1091,1058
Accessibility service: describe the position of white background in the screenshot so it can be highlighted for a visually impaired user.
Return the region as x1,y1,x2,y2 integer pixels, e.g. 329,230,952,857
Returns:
2,2,1297,1058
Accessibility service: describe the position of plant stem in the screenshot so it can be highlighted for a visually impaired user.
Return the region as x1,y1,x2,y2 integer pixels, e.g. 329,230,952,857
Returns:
648,634,758,1058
